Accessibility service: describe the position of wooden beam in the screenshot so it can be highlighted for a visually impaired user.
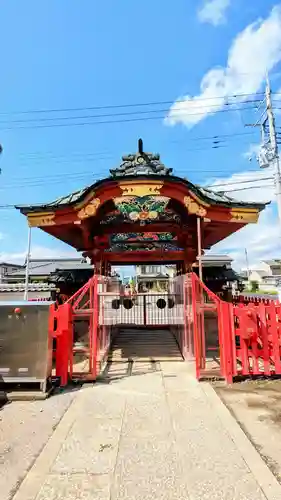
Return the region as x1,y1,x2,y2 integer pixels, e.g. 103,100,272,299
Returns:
90,222,188,236
88,250,188,264
197,217,203,281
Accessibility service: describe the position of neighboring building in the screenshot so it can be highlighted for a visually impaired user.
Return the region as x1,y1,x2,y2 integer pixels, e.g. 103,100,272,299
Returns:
5,258,92,283
0,262,24,283
194,255,242,297
0,255,241,300
136,256,241,296
0,282,57,301
136,265,176,292
0,258,93,301
247,260,281,291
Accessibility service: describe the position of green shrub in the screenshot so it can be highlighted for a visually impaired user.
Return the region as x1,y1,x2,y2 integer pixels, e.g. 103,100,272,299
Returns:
250,280,259,292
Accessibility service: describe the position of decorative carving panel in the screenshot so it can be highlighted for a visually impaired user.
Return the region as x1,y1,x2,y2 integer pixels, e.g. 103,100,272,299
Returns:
28,212,55,227
230,210,259,223
119,182,163,196
77,198,100,220
184,196,207,217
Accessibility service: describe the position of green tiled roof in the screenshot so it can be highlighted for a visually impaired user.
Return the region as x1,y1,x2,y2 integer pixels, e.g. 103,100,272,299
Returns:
46,187,89,206
15,143,269,213
15,174,268,213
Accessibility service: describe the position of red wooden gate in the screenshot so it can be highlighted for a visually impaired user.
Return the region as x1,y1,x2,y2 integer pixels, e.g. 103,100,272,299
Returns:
50,272,281,385
189,273,281,383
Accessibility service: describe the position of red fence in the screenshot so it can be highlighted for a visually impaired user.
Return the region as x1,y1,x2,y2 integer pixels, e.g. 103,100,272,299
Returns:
188,273,232,381
190,274,281,383
66,275,112,380
233,303,281,377
233,294,278,306
49,272,281,385
49,302,72,386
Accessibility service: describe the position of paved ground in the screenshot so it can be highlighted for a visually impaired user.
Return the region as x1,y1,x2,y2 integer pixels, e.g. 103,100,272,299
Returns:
0,390,75,500
10,362,281,500
215,380,281,484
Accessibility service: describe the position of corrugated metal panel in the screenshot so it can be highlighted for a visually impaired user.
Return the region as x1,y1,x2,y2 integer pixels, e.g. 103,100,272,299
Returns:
0,283,56,292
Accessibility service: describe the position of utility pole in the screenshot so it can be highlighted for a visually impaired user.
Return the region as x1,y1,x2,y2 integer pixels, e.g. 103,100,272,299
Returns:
23,226,32,301
245,248,250,279
265,74,281,227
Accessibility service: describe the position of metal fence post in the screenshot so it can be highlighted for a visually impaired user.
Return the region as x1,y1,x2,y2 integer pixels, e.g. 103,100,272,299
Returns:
143,294,147,327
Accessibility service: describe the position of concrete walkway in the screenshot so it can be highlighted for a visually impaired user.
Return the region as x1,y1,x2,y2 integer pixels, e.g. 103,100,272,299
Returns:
13,362,281,500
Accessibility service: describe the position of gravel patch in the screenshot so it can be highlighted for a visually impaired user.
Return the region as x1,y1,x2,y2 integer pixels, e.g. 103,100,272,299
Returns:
214,379,281,483
0,389,77,500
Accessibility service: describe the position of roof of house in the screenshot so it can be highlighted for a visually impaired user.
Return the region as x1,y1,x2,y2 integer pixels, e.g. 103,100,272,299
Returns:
239,271,248,279
249,269,268,277
264,259,281,266
137,273,169,280
0,262,24,268
7,258,92,277
200,254,233,265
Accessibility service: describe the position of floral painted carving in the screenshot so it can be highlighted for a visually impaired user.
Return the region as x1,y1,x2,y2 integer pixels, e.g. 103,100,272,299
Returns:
184,196,207,217
113,196,170,221
77,198,100,220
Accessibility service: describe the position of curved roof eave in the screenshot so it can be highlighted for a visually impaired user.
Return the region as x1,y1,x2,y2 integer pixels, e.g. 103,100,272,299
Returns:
15,174,269,213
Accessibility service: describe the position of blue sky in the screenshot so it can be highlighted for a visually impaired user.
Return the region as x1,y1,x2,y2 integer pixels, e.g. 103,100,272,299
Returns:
0,0,281,269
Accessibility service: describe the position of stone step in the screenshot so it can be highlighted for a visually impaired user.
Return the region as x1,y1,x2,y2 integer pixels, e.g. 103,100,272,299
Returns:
109,328,183,363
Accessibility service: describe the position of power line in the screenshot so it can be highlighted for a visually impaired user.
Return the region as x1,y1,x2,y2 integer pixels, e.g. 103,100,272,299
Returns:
0,100,262,126
207,176,273,189
170,131,258,144
10,131,259,160
0,166,270,190
0,92,265,116
9,134,259,166
222,184,273,194
11,141,255,166
0,179,274,207
0,105,261,131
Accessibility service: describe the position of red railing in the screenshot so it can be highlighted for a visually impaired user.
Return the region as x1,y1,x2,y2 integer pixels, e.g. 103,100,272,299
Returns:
58,274,113,381
189,273,224,380
190,273,281,383
50,272,281,386
233,294,278,306
49,302,72,386
233,303,281,377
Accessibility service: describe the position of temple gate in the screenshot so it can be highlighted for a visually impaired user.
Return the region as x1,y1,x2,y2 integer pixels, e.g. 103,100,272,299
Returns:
17,140,269,383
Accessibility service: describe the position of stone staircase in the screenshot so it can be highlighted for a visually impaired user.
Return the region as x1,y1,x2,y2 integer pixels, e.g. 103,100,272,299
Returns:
108,328,183,363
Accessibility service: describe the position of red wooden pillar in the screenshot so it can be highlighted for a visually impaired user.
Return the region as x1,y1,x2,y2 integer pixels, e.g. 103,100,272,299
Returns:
218,301,234,384
197,217,203,281
92,275,99,379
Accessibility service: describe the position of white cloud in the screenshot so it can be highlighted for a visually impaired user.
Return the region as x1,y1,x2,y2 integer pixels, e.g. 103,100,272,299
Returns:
198,0,231,26
242,143,261,160
207,167,274,202
208,167,279,269
0,245,79,265
273,85,281,114
211,205,281,269
166,5,281,127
